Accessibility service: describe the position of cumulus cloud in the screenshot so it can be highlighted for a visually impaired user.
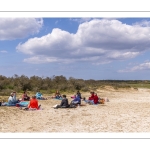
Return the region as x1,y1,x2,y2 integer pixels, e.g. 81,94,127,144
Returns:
133,20,150,27
0,18,43,40
16,19,150,64
118,62,150,72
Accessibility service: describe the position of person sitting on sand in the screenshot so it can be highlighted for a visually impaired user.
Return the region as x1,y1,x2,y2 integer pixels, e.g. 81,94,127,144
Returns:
93,93,99,104
76,90,82,99
54,95,69,109
54,90,62,99
84,91,98,105
22,91,30,101
89,91,95,100
35,91,47,100
24,96,41,110
8,92,20,106
70,94,81,106
55,90,60,96
88,93,99,105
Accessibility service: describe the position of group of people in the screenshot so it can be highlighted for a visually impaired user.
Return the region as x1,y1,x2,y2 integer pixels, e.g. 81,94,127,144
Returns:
84,91,100,105
53,90,107,109
0,90,47,110
0,89,108,110
22,90,47,101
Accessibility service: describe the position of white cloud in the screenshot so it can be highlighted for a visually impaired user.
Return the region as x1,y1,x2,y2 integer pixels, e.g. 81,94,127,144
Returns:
17,19,150,64
0,18,43,40
0,50,8,53
118,62,150,73
133,20,150,27
107,51,139,60
23,56,74,64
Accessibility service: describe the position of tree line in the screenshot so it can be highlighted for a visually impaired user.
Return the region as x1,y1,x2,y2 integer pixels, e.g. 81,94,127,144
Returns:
0,74,149,95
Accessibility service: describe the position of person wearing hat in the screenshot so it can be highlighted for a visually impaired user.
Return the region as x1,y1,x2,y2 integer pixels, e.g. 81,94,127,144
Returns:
8,91,20,106
54,94,69,109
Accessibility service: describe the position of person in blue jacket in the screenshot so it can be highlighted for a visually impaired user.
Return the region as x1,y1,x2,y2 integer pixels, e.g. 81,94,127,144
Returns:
35,91,47,100
70,94,81,106
8,92,20,106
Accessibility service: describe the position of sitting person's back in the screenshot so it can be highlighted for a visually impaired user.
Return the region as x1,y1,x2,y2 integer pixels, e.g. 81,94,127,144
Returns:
36,91,42,99
35,91,47,100
28,96,39,109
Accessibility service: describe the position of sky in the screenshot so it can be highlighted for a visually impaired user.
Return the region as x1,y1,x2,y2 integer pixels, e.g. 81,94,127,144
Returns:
1,17,150,80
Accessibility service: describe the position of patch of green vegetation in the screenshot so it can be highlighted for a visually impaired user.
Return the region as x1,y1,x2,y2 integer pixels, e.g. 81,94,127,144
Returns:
0,74,150,96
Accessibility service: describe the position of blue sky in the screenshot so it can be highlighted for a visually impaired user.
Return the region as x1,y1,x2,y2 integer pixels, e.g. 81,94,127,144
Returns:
1,17,150,80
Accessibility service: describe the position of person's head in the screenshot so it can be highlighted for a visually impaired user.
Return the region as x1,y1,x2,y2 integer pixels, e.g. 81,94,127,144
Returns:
32,96,36,99
10,92,14,96
62,94,66,98
95,93,97,95
56,90,59,94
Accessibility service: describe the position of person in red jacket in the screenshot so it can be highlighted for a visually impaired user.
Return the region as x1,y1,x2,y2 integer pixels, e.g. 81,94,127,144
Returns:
89,92,95,100
84,91,95,104
28,96,40,110
84,92,99,105
93,93,99,104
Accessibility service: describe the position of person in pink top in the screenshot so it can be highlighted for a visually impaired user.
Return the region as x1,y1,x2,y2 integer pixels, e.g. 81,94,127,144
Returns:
22,91,30,101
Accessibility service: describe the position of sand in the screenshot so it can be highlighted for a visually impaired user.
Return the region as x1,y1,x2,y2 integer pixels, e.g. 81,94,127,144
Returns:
1,87,150,133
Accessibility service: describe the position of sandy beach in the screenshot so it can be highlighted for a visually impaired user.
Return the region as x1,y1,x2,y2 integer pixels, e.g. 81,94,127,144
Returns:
1,87,150,133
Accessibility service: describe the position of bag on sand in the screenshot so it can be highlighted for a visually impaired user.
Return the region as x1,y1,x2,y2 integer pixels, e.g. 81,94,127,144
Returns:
100,99,105,104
